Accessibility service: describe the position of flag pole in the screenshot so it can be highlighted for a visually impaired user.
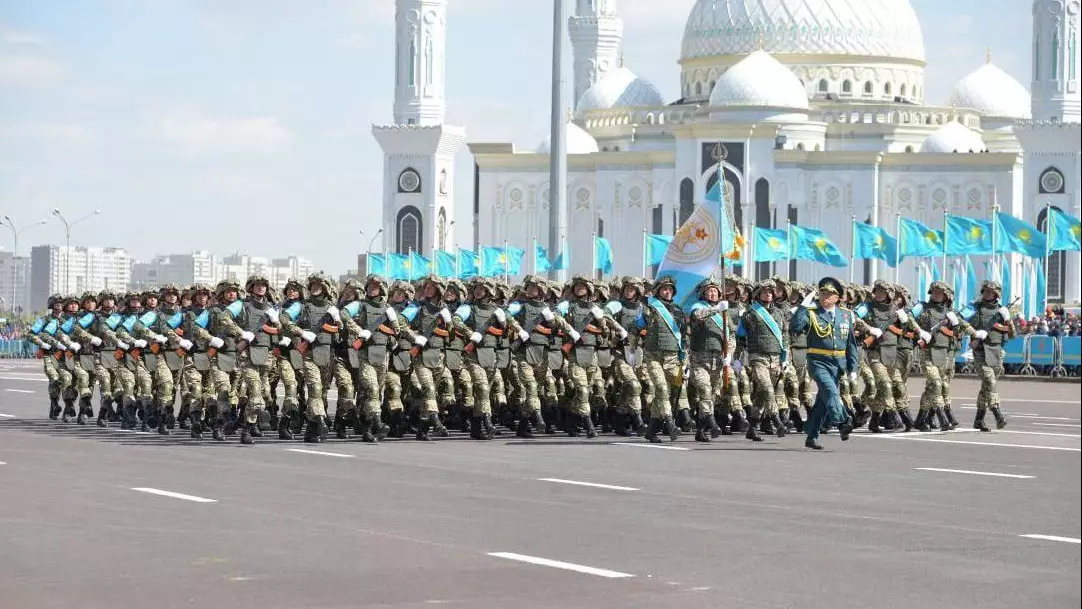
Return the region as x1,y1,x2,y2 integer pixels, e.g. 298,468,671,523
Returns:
591,222,598,281
991,201,1000,279
641,228,647,278
532,237,537,275
894,213,901,284
849,215,856,283
1043,200,1051,315
407,248,414,282
786,219,792,281
941,210,949,281
503,238,509,284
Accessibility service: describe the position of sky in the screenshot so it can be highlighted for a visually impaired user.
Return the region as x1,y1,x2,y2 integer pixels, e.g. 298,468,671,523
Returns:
0,0,1033,274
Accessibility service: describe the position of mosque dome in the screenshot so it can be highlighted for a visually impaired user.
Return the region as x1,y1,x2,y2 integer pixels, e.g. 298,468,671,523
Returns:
949,62,1032,120
709,50,808,110
574,66,666,119
537,121,600,155
921,121,987,154
681,0,925,63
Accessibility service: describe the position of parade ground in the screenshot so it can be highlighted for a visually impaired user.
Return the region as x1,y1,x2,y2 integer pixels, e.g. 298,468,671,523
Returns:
0,360,1078,609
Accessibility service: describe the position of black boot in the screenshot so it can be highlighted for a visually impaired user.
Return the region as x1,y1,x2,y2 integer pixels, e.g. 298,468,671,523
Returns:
258,408,272,432
164,402,176,429
239,422,254,445
804,437,823,450
290,410,305,436
707,412,722,438
249,414,263,437
934,407,951,432
77,395,92,425
277,412,294,440
973,407,990,432
645,417,663,443
853,402,871,429
881,410,897,430
773,412,787,438
157,401,171,436
789,408,805,433
96,397,111,428
334,411,351,440
178,401,191,430
629,410,646,436
745,418,763,442
676,408,693,433
61,398,76,423
108,397,120,422
760,415,773,435
143,398,158,431
469,416,486,440
189,408,204,439
481,413,497,440
898,408,914,432
944,405,960,429
990,406,1007,429
663,415,680,442
267,404,279,431
915,409,931,432
388,410,406,438
515,416,533,438
716,409,732,436
414,413,431,441
121,397,137,429
869,411,883,433
582,413,597,439
695,415,712,443
210,402,225,441
48,381,61,419
838,418,853,441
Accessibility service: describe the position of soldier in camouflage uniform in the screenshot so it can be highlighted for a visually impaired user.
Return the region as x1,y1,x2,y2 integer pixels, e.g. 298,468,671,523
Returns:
769,277,797,432
892,286,918,423
638,275,685,443
27,295,66,418
784,282,814,432
63,292,113,425
385,279,418,438
914,281,975,432
177,284,218,439
129,288,184,434
606,276,650,437
858,280,916,432
272,279,305,438
686,277,732,443
114,293,155,430
52,295,85,422
409,276,458,441
963,280,1013,431
737,280,787,441
556,275,611,438
279,273,340,443
511,275,574,438
439,279,470,433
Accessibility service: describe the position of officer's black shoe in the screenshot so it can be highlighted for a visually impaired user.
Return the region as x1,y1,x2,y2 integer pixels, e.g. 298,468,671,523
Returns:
190,409,204,439
869,412,882,433
664,416,680,442
745,420,763,442
790,408,805,433
839,421,852,441
239,424,254,445
972,407,990,432
515,417,533,438
676,408,693,433
334,412,350,440
991,406,1007,429
773,412,787,438
898,408,914,432
804,438,823,450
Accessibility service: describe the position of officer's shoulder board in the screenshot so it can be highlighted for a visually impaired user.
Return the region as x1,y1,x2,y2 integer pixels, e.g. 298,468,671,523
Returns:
453,304,472,321
225,300,244,318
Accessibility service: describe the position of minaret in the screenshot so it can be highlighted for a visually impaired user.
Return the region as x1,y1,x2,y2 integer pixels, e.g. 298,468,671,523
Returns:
373,0,465,256
1031,0,1081,122
568,0,623,106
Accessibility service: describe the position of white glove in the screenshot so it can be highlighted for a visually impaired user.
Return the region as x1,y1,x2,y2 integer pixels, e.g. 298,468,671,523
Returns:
868,327,883,339
326,305,341,323
358,329,372,341
896,310,909,324
133,339,148,349
973,330,988,340
278,337,291,347
590,306,605,321
801,292,816,308
732,359,743,374
209,336,225,348
69,342,81,353
919,330,932,343
113,341,126,350
385,307,398,323
567,329,581,343
494,308,506,323
41,343,52,351
265,307,279,321
617,327,628,340
470,332,482,343
439,308,452,324
541,308,554,322
946,312,959,326
998,306,1010,320
517,329,530,342
848,371,858,383
90,336,102,346
782,360,792,372
152,333,168,344
178,339,193,350
713,301,729,312
299,331,316,343
414,335,428,347
722,355,732,367
240,331,256,342
790,306,798,315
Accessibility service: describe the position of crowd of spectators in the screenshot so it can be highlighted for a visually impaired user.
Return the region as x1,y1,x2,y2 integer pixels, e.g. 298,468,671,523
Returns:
1015,309,1082,337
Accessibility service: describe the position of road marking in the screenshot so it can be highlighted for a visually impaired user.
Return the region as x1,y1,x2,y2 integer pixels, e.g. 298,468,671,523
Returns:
611,442,690,451
285,448,354,459
5,388,34,394
883,436,1081,452
1019,534,1081,544
0,375,47,382
915,467,1034,479
959,408,1079,421
538,478,640,492
1033,423,1082,428
0,414,16,419
0,461,6,465
131,488,217,503
487,552,634,579
1000,430,1081,438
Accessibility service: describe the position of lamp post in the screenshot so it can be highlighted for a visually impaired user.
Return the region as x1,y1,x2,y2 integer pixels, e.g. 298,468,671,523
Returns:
367,228,383,258
51,208,101,294
2,216,47,315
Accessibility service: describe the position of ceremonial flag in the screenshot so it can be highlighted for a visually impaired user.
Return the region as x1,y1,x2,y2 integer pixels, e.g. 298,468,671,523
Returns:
931,259,942,283
1048,207,1082,252
965,255,978,305
945,215,993,255
656,180,737,307
506,247,526,275
994,212,1046,258
853,221,900,267
1023,260,1035,319
753,227,789,263
951,259,964,310
594,236,613,274
389,253,410,280
898,218,944,258
435,250,457,277
644,233,673,266
480,246,506,277
534,243,553,273
999,255,1011,305
1035,259,1047,317
457,248,478,279
367,253,386,277
409,251,431,277
916,262,929,300
790,224,847,267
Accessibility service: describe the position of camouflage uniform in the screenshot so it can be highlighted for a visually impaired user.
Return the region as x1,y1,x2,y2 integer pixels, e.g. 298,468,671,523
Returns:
177,284,220,439
62,292,116,425
737,280,787,441
114,293,155,430
511,275,574,438
963,280,1013,431
385,280,418,438
27,296,67,418
268,278,305,437
784,282,814,432
53,295,89,422
409,277,459,440
639,275,686,443
279,273,342,443
858,280,916,432
556,276,610,438
915,281,974,431
686,277,735,443
606,276,650,437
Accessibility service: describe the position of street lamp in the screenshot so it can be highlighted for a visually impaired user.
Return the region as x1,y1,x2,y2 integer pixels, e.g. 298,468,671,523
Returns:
2,215,47,315
51,208,101,293
367,228,383,258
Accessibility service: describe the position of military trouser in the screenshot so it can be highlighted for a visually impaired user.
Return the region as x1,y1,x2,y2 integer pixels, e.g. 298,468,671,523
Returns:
92,360,113,400
42,353,60,382
610,357,643,415
689,351,737,415
736,362,752,408
299,360,331,421
182,364,217,404
643,351,686,419
465,361,498,416
69,358,91,398
411,366,445,416
237,358,269,425
441,365,473,410
566,356,604,418
839,372,852,410
385,368,406,413
866,357,896,414
113,366,135,398
274,355,300,415
56,359,74,399
516,359,555,415
747,353,784,421
804,356,848,442
354,359,384,418
491,365,509,406
150,358,175,406
130,361,153,399
897,349,912,384
919,356,952,412
783,362,813,412
859,359,876,403
973,350,1002,409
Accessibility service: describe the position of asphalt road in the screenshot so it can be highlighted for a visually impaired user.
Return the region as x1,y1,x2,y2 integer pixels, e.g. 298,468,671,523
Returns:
1,359,1079,609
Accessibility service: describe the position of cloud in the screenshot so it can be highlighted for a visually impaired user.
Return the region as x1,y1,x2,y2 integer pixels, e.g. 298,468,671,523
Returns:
160,112,293,155
0,53,64,88
1,31,47,46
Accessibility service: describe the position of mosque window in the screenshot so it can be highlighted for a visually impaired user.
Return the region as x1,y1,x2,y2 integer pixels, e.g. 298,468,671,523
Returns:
863,81,872,94
1038,206,1067,301
842,80,852,94
436,208,447,250
818,79,828,93
425,38,434,85
1052,30,1061,78
899,83,907,97
1034,32,1041,79
1070,32,1078,80
678,178,694,225
695,82,702,96
884,82,892,96
396,206,423,254
708,80,716,94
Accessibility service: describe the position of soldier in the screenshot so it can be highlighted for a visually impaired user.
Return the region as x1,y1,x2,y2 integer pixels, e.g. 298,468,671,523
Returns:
409,276,457,441
737,280,787,441
686,277,732,443
962,280,1013,431
272,279,305,439
638,275,685,443
280,272,340,443
511,275,573,438
556,275,610,439
914,281,975,432
784,282,814,432
177,284,217,439
130,287,183,435
385,279,419,438
334,278,365,438
63,292,112,425
27,295,65,418
790,277,858,450
606,276,649,437
859,280,916,432
769,277,797,432
92,291,123,426
206,280,244,438
114,293,154,430
51,295,89,424
438,278,470,434
893,285,918,426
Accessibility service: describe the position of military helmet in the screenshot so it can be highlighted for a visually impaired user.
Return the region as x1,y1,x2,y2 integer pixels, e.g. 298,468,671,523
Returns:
522,274,545,289
593,281,610,301
97,290,117,303
654,275,677,291
215,279,241,296
124,291,142,303
80,290,99,303
445,278,466,298
695,276,723,297
750,279,777,299
245,274,270,291
159,283,181,297
305,272,337,301
928,280,955,302
389,280,415,300
545,281,562,302
493,280,512,301
283,277,304,295
340,277,364,299
467,276,493,297
872,279,895,299
189,283,212,295
569,274,593,295
980,280,1002,296
47,293,64,308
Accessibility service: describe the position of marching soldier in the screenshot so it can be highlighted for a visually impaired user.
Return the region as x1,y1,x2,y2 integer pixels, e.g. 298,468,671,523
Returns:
963,280,1013,431
279,272,340,443
686,277,732,443
114,293,154,430
607,276,649,437
859,280,915,432
63,292,112,425
177,284,217,439
638,275,685,443
784,282,814,432
511,275,573,438
409,276,457,441
737,280,788,441
556,275,611,438
914,281,975,432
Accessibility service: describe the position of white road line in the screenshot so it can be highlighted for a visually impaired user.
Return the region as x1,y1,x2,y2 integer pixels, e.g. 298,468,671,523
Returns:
131,487,217,503
538,478,640,492
5,388,35,393
915,467,1034,479
285,448,354,459
959,408,1079,421
883,436,1081,452
0,461,6,465
0,414,16,419
1019,534,1081,544
0,376,47,382
1032,423,1082,428
611,442,690,451
1000,430,1081,438
487,552,634,579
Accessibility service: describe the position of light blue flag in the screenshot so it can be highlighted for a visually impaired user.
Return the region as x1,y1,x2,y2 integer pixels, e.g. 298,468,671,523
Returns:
409,251,431,277
1035,259,1046,317
916,262,929,301
458,248,478,279
1048,207,1082,252
753,227,789,263
594,236,613,274
790,224,847,267
435,250,457,277
945,215,993,255
534,244,553,273
645,234,673,266
656,180,737,307
389,253,410,280
367,253,386,277
965,255,978,305
1023,260,1034,319
995,212,1046,258
1000,255,1012,305
480,246,506,277
853,221,901,267
507,247,526,276
898,218,944,258
931,260,942,283
951,260,964,310
552,251,567,270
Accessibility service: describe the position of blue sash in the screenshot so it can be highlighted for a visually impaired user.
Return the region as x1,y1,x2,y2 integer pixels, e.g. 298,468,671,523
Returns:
30,318,45,334
400,303,420,322
193,310,210,329
225,301,243,318
342,300,361,318
105,314,122,330
750,301,786,364
165,311,184,330
690,301,726,333
854,303,869,319
44,319,58,336
910,302,924,319
506,302,523,316
139,311,158,327
78,313,95,329
284,302,302,321
555,300,570,316
647,297,683,357
454,304,472,321
960,303,977,322
121,315,137,333
604,300,623,316
61,317,75,334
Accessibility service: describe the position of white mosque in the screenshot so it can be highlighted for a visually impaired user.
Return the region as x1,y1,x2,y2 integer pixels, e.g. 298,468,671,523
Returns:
374,0,1081,303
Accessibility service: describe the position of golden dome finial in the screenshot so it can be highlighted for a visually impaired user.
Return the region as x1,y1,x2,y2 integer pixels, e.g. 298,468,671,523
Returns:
985,46,992,64
567,107,573,122
757,30,766,51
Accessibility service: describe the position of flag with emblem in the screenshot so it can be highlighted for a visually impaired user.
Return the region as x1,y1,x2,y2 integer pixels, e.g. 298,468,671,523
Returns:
898,218,944,258
994,212,1046,258
409,251,431,277
506,247,526,275
480,246,506,277
435,250,457,277
457,248,478,279
656,180,738,306
853,221,900,267
945,215,993,255
389,253,410,280
1048,207,1082,252
752,227,789,263
790,224,847,267
367,253,386,277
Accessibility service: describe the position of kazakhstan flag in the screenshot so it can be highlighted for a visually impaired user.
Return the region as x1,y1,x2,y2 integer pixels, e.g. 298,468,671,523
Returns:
367,253,386,277
994,212,1046,258
790,224,847,267
945,215,993,255
853,221,900,267
409,251,431,277
644,234,673,266
1048,207,1082,252
389,253,410,280
753,227,789,262
898,218,944,258
434,250,457,277
594,236,613,274
457,248,478,279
